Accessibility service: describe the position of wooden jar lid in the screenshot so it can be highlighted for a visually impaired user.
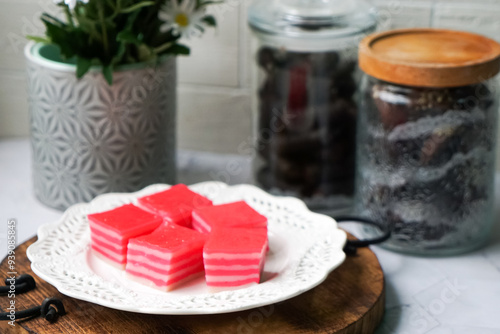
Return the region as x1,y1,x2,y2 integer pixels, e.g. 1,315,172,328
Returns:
359,28,500,87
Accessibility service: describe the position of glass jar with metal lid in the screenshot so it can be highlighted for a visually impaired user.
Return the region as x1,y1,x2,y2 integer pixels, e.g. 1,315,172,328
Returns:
248,0,377,215
356,28,500,255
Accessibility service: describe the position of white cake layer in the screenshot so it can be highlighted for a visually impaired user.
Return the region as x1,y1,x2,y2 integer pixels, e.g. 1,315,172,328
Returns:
91,232,125,251
191,212,211,233
125,261,203,280
126,271,204,291
92,249,126,269
204,264,260,270
127,252,203,271
205,273,260,283
128,242,205,263
92,243,125,263
208,282,257,292
203,252,262,260
127,242,176,261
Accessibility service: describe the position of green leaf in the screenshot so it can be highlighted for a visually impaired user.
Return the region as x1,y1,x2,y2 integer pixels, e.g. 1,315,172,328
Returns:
138,44,153,61
76,57,92,78
116,31,141,45
111,41,127,66
198,0,223,7
153,42,174,54
165,44,190,56
102,65,113,85
120,1,155,14
41,13,67,28
202,15,217,27
42,19,75,58
26,35,51,44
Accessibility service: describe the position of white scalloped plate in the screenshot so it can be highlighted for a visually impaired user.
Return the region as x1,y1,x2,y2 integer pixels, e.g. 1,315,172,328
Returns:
27,182,347,315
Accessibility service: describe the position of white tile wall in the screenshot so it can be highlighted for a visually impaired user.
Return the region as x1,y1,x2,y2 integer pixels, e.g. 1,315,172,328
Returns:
1,0,500,155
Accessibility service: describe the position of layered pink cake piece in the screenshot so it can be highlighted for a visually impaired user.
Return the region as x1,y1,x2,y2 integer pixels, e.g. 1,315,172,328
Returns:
87,204,163,268
203,227,268,288
88,185,270,292
192,201,267,234
138,184,212,228
126,223,208,291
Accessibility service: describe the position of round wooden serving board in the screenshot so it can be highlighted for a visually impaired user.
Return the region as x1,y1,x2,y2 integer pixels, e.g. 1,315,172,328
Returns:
0,234,384,334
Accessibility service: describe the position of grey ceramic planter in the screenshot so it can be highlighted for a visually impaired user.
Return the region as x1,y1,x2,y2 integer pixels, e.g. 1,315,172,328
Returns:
25,42,177,210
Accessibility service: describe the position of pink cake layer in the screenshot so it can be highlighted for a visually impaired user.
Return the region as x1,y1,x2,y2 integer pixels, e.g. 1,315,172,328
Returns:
91,244,127,268
91,235,127,264
125,223,208,290
203,227,268,287
192,201,267,234
88,204,163,240
137,185,213,228
126,271,205,292
127,245,203,268
88,204,163,267
126,262,205,289
127,256,203,276
92,248,127,269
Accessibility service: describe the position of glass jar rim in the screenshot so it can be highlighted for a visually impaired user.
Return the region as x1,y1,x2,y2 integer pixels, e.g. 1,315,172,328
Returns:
248,0,377,40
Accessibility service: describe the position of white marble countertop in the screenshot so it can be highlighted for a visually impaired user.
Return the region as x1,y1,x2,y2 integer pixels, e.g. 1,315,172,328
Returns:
1,138,499,333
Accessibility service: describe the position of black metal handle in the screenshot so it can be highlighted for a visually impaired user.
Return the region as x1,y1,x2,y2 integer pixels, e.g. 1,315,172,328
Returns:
0,274,65,323
335,216,392,255
0,297,66,323
41,297,67,322
0,274,36,296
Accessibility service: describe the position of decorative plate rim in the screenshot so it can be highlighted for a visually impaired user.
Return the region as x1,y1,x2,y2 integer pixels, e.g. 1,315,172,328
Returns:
27,182,347,315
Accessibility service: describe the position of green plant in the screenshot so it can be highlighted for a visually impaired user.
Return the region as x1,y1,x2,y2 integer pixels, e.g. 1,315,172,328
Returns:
28,0,218,84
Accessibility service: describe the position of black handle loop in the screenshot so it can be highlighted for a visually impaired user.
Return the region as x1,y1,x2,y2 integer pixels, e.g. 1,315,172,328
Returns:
0,304,41,321
0,273,65,324
334,216,391,255
41,297,66,322
0,274,36,296
0,297,65,323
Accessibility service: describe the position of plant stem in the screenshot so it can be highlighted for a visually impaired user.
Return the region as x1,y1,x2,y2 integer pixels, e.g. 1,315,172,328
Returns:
97,2,109,58
64,6,75,27
153,42,173,54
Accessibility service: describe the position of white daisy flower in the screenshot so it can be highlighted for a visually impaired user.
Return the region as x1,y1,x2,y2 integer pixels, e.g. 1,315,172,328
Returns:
53,0,88,10
161,0,207,39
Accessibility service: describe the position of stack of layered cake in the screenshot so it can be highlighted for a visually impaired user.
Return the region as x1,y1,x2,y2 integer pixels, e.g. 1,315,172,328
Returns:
87,185,268,291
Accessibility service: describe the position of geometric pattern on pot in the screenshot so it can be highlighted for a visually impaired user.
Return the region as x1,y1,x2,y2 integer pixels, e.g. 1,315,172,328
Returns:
25,42,177,210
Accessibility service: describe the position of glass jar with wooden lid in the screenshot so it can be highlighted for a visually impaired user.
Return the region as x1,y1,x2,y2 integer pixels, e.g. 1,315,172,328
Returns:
356,28,500,255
